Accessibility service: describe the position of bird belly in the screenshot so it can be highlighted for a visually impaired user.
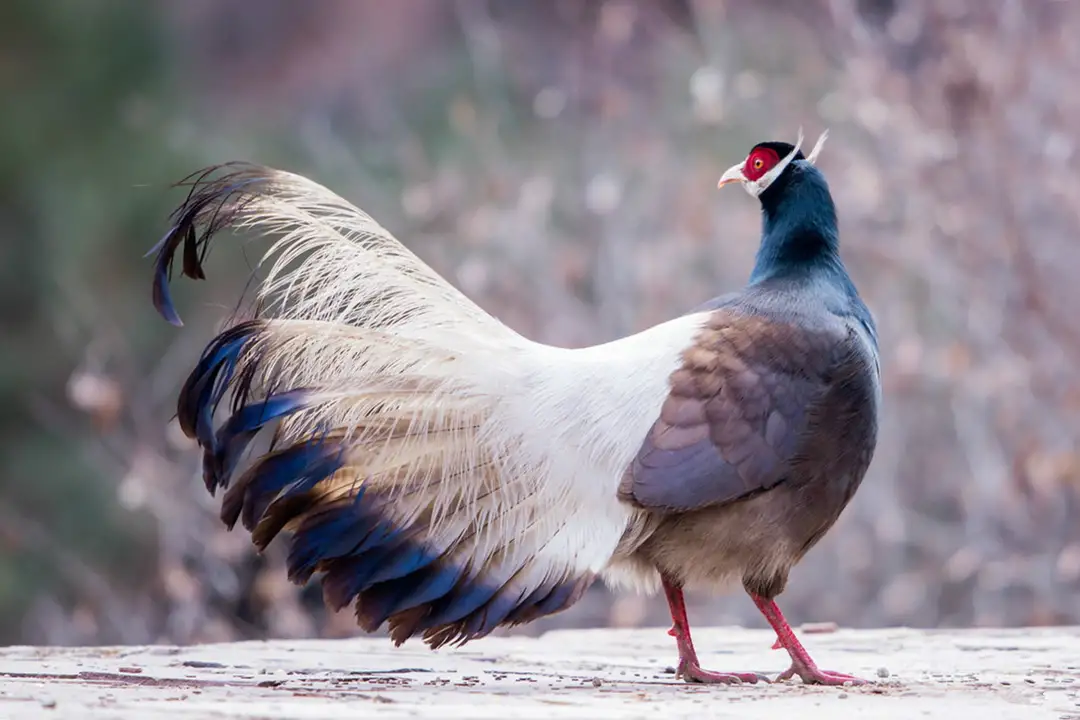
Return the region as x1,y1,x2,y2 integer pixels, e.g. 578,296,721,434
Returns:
627,489,807,597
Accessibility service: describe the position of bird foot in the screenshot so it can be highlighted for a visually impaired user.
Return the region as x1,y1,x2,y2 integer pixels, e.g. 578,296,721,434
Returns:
776,662,865,686
679,662,769,685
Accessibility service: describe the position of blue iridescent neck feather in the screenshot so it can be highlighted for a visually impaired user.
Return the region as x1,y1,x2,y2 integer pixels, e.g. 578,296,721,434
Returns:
748,161,844,286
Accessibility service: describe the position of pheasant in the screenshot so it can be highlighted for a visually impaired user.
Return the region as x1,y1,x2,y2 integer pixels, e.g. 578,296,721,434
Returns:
150,130,880,686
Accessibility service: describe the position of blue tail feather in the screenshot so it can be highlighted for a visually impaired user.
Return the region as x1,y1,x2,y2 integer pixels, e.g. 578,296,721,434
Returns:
150,167,269,327
276,482,597,646
321,541,432,612
413,569,594,648
503,578,559,625
412,573,508,633
208,389,315,490
242,448,345,531
531,569,591,617
325,544,433,608
288,496,438,593
151,225,191,327
178,328,253,437
367,561,469,635
363,543,438,587
219,436,345,531
458,583,530,641
175,322,265,493
285,495,403,583
287,503,371,583
347,515,407,558
268,482,598,646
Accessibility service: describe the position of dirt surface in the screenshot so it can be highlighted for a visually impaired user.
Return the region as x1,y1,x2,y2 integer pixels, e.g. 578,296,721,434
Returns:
0,626,1077,718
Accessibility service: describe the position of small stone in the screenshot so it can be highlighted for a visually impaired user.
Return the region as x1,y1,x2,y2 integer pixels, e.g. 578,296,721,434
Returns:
182,660,225,669
801,622,839,634
877,667,891,678
592,678,603,687
838,692,849,699
40,697,57,709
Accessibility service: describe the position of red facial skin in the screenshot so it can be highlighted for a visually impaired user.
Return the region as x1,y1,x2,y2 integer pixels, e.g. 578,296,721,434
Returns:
743,147,781,182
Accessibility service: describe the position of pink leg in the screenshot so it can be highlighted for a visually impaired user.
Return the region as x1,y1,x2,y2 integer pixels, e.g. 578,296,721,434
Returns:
751,594,866,686
662,578,768,684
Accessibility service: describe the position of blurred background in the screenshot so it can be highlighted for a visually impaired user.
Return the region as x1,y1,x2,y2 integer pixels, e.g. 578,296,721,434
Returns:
2,0,1079,647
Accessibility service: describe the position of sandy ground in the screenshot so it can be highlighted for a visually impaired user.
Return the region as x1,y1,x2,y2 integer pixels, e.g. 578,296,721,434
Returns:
0,626,1077,718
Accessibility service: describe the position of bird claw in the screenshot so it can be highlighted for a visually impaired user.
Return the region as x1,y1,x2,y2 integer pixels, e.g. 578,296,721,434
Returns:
679,664,770,685
776,663,866,686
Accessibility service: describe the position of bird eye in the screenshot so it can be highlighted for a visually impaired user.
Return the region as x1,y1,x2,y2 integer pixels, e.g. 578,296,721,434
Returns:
753,158,765,170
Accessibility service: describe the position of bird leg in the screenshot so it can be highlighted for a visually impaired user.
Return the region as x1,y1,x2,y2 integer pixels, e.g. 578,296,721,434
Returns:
661,578,767,684
750,594,865,686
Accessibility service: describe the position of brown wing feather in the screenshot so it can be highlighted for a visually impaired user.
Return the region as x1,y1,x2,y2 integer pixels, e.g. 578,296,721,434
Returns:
619,308,845,513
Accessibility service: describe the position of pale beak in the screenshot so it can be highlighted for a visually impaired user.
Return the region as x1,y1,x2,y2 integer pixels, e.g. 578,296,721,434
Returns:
717,162,745,189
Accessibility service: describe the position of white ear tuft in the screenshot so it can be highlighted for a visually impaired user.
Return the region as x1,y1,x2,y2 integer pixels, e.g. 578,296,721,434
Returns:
807,129,829,165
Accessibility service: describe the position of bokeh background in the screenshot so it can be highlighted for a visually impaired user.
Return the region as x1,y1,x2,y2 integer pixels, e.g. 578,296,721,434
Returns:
3,0,1079,647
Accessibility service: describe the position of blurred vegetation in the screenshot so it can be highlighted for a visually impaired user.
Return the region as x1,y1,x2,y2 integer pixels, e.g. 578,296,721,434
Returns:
1,0,1078,646
1,1,177,640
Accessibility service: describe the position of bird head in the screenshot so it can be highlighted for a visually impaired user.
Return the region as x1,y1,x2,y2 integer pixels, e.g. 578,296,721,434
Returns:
717,129,829,199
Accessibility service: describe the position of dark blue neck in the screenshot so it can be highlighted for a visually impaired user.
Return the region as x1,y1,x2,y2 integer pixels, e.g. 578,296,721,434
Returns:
748,162,846,287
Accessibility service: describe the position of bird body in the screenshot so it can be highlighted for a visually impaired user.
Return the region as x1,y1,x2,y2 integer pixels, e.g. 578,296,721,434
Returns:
616,294,878,599
151,130,880,684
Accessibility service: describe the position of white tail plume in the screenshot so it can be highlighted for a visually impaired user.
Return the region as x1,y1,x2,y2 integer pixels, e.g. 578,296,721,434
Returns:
150,163,705,647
